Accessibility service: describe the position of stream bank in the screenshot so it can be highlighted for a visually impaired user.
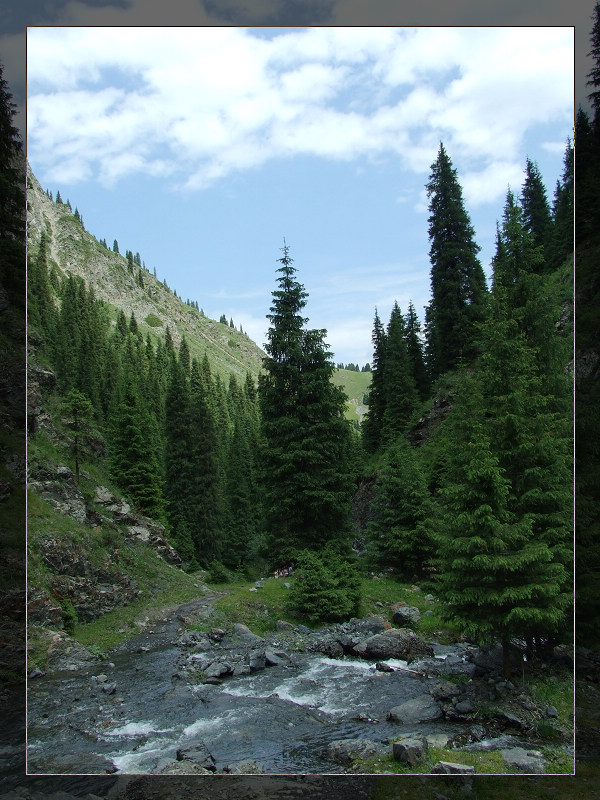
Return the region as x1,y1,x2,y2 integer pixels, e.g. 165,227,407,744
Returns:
26,592,574,776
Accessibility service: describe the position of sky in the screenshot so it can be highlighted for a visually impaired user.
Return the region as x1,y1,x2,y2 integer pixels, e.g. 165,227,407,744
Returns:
25,26,574,366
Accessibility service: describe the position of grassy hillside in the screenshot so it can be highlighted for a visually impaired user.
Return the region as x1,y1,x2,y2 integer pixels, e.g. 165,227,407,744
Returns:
26,164,265,383
332,368,370,425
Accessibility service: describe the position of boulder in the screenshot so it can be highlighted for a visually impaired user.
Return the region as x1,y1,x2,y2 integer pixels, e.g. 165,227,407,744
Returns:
176,742,216,771
94,485,116,504
431,761,475,774
500,747,546,774
346,615,389,636
159,760,212,774
392,736,428,765
265,648,290,666
204,661,233,678
353,628,434,663
392,606,421,627
229,623,265,647
387,694,443,724
228,759,266,774
310,638,344,658
248,649,266,672
429,679,461,701
326,738,382,766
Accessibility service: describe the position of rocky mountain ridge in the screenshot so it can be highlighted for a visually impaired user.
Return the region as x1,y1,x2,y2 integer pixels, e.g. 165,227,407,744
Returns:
26,163,266,381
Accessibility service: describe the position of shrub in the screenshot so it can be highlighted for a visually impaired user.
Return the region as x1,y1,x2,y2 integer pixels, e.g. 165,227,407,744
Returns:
144,313,163,327
207,560,231,584
286,548,361,623
59,597,78,634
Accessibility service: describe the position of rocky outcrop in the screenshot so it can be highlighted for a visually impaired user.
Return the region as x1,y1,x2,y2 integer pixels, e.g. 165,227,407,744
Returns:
387,694,443,724
392,736,429,765
326,738,384,766
352,628,434,663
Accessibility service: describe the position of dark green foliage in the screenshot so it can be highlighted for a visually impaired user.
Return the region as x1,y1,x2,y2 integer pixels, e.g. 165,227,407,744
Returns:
381,302,418,443
550,139,574,266
424,143,488,380
587,1,600,122
286,548,361,623
109,377,166,522
404,301,430,400
59,596,78,634
0,64,25,307
574,7,600,644
361,309,387,453
207,560,231,584
575,108,600,245
164,354,223,565
59,388,95,482
367,437,433,578
259,243,354,560
27,232,56,338
520,158,553,269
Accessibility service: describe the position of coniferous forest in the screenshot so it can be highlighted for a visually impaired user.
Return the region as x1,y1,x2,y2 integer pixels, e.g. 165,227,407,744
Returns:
25,124,575,668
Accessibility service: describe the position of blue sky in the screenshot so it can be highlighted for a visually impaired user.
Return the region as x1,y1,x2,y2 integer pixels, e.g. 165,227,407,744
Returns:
26,26,573,366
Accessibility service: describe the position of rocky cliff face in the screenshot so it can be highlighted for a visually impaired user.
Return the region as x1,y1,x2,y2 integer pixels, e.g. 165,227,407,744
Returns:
26,162,266,381
27,352,185,632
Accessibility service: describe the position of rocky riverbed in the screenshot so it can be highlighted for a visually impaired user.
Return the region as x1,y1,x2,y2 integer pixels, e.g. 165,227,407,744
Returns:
25,594,574,777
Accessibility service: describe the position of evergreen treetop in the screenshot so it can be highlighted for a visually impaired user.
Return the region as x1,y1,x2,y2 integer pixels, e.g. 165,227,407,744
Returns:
424,143,488,379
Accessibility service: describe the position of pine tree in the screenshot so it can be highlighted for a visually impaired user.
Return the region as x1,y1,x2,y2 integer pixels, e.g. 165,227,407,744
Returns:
113,239,119,254
164,352,222,565
550,139,574,265
109,375,166,522
59,388,95,483
433,364,570,675
0,63,25,303
424,143,488,380
258,242,354,561
575,108,600,245
361,309,387,453
587,0,600,125
381,302,418,443
367,437,433,578
520,158,553,269
404,301,430,400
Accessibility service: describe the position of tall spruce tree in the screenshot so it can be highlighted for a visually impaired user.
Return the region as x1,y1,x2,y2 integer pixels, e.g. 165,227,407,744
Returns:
520,158,553,269
433,359,570,675
367,436,433,578
258,242,354,561
404,301,430,400
380,302,418,443
109,375,166,522
361,309,387,453
550,139,574,266
424,143,488,380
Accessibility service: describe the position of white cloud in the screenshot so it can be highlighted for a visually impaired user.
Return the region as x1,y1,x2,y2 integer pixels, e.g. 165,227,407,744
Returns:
26,26,573,203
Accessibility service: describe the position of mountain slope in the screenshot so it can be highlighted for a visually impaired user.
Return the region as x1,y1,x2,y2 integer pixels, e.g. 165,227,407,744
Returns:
26,164,266,382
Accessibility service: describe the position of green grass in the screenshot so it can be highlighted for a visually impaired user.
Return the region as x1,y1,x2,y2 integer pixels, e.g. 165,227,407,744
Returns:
355,741,523,775
185,572,453,640
189,575,298,637
332,368,371,423
72,563,203,653
145,312,163,327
